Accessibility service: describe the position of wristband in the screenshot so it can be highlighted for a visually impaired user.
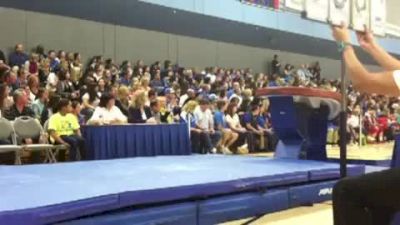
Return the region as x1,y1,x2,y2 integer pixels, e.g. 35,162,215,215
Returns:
337,41,352,53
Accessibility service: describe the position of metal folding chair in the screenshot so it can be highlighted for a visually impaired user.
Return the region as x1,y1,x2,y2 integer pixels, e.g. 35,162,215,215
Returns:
0,118,23,165
13,116,57,163
43,120,71,161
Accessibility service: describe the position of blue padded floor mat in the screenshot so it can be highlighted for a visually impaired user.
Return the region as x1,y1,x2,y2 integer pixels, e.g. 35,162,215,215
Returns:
0,155,364,224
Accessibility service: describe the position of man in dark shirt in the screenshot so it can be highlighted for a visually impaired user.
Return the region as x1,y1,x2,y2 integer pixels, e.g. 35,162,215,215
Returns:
271,54,281,75
4,89,35,120
8,44,29,68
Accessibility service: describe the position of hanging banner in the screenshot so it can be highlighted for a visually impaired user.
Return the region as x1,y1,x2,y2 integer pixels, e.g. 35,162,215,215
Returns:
305,0,329,22
351,0,369,31
370,0,386,36
329,0,350,26
284,0,304,11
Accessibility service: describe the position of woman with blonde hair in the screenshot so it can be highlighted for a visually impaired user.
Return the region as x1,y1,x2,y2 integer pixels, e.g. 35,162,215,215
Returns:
128,91,155,124
140,76,151,93
115,85,130,116
180,100,205,153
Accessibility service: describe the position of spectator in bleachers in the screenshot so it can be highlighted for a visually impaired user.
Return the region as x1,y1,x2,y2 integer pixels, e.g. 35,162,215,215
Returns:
9,44,29,68
271,54,281,75
87,92,127,125
26,53,40,77
70,53,83,84
128,91,155,124
71,101,85,126
115,85,130,117
32,88,49,120
225,102,249,154
214,100,238,154
81,82,100,117
27,75,40,103
3,88,34,121
193,99,221,154
150,69,164,94
228,82,242,106
48,98,85,161
48,50,60,72
179,89,196,107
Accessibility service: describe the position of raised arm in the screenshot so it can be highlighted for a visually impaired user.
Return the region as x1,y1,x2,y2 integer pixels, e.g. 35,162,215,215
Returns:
357,28,400,71
332,25,400,96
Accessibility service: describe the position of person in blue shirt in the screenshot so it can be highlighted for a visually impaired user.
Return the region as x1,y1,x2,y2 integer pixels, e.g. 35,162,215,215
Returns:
8,44,29,68
214,100,238,154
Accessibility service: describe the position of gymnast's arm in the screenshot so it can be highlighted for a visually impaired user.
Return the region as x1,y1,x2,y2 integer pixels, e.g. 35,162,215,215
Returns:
332,25,400,96
356,28,400,71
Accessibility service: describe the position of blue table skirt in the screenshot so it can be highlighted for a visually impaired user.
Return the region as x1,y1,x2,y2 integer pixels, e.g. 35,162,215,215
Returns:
82,123,191,160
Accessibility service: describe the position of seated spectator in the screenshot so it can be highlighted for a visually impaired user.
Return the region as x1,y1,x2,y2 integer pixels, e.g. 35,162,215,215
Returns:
81,82,100,120
193,99,221,154
179,89,196,107
0,83,11,117
239,89,253,113
48,99,85,161
25,53,40,77
243,102,268,152
97,78,107,95
214,100,238,154
226,102,249,154
87,93,127,125
70,53,83,84
128,91,156,124
119,67,133,87
31,88,49,120
165,88,179,112
71,101,86,125
150,69,164,94
57,69,76,98
115,85,130,116
9,44,29,68
149,99,168,124
40,94,61,125
3,88,34,120
15,67,28,90
140,77,151,93
27,75,40,103
48,50,60,72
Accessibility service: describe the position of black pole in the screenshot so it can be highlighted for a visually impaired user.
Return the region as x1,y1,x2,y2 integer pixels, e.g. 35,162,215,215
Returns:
339,56,347,178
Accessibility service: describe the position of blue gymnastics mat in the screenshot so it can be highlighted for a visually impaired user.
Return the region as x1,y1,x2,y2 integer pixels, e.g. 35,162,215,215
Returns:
0,155,365,225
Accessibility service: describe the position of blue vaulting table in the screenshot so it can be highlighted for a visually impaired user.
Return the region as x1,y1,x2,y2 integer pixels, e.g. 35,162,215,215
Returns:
82,123,191,160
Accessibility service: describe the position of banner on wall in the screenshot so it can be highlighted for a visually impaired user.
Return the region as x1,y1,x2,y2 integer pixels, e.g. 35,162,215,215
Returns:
241,0,280,9
305,0,329,22
351,0,369,31
370,0,386,36
329,0,350,26
284,0,304,11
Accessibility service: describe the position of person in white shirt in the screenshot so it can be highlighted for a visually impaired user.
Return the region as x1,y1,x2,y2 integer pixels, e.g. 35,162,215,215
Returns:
193,99,221,154
87,93,127,125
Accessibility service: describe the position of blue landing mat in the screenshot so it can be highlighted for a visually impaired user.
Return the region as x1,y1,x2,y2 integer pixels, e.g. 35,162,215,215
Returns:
0,155,365,225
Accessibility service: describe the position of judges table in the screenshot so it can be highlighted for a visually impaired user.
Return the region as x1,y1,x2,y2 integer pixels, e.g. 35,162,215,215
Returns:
82,123,191,160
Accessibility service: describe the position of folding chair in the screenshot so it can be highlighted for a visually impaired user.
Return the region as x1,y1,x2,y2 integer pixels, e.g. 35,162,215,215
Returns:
0,118,23,165
13,116,57,163
43,120,71,161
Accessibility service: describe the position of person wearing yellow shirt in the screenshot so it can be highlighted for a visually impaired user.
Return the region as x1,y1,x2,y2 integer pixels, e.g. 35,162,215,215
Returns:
48,98,85,161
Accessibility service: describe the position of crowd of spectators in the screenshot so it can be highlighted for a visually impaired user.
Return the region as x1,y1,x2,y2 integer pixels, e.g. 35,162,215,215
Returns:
0,44,399,164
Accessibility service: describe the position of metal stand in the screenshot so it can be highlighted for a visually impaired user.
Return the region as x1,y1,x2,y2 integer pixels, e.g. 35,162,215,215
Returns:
339,56,347,178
